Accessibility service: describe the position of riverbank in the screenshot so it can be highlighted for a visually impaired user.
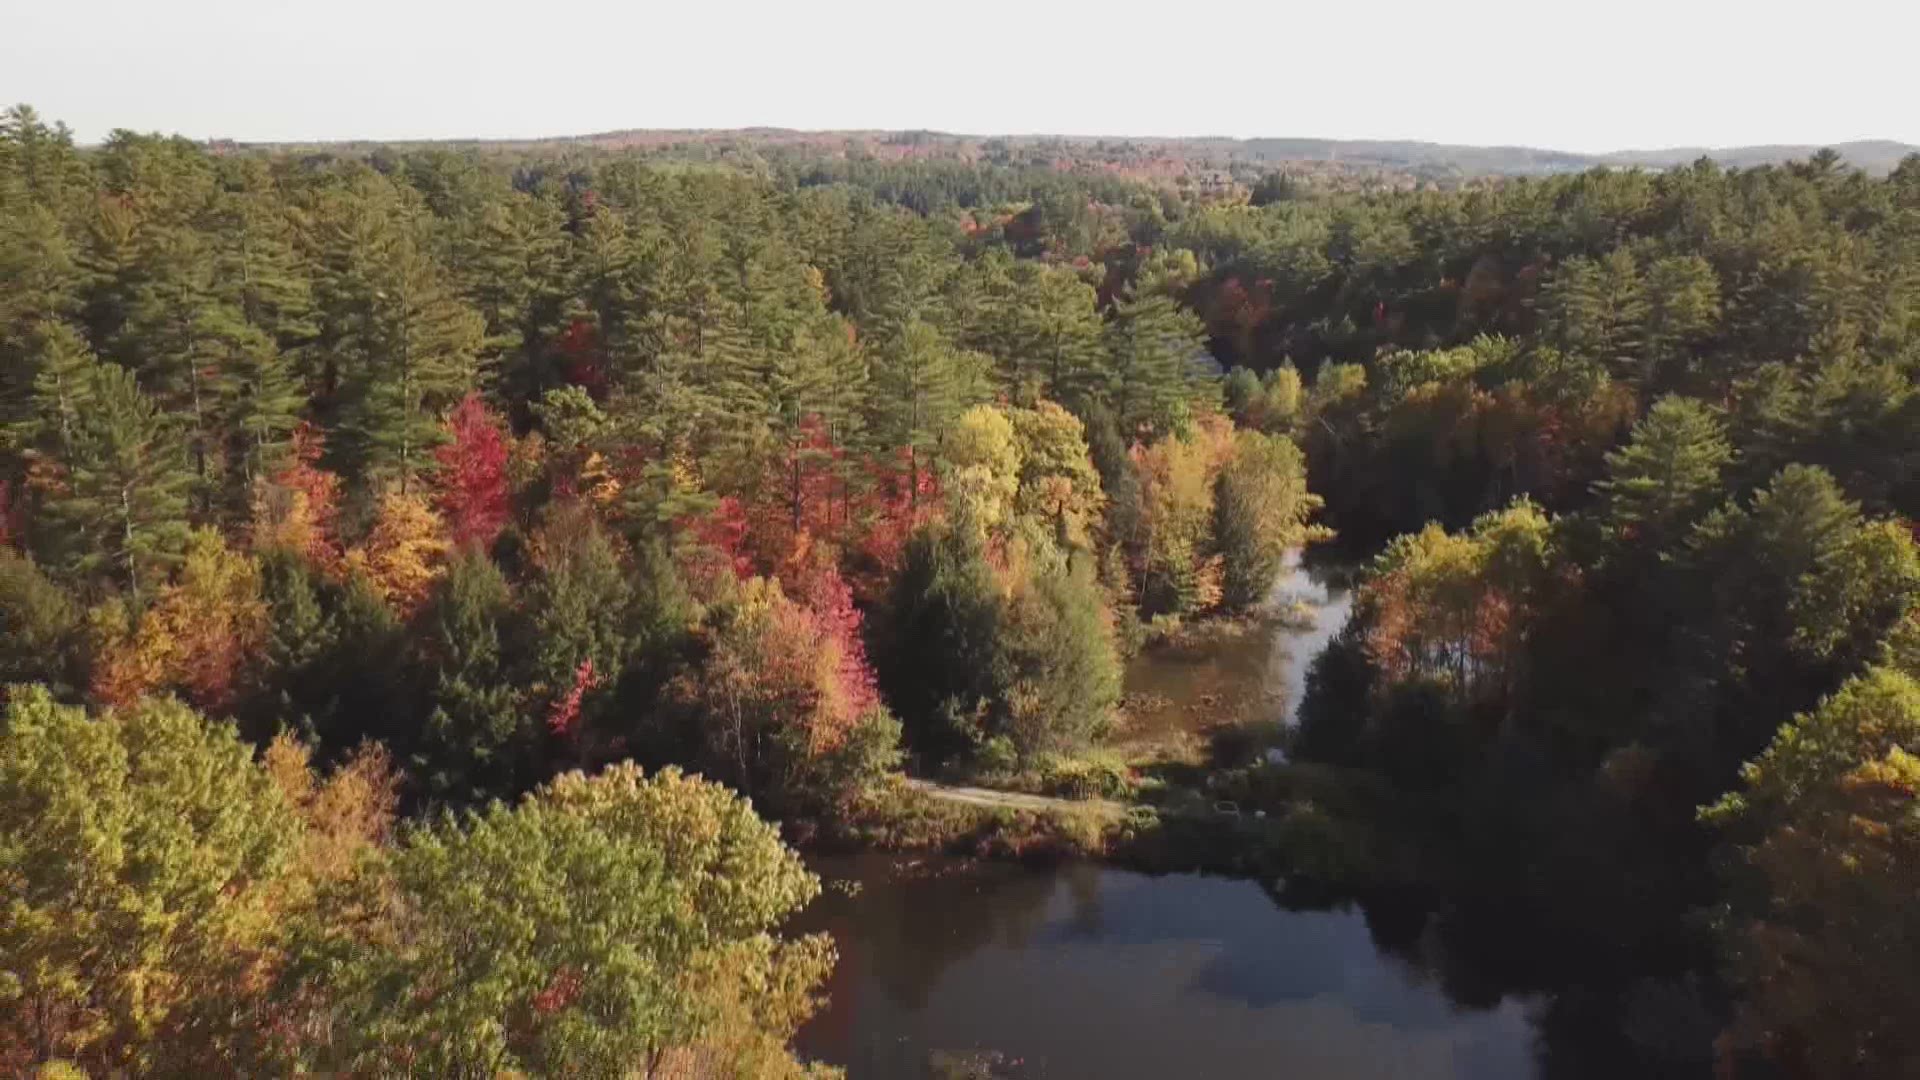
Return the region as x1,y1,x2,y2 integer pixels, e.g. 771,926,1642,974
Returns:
796,759,1399,893
788,552,1373,878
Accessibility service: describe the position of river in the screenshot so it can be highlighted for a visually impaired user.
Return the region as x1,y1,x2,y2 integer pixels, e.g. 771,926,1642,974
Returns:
793,556,1562,1079
1116,548,1354,752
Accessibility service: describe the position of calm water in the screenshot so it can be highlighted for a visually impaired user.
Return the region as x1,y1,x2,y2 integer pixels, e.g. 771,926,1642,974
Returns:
796,853,1540,1079
1119,551,1353,743
797,556,1551,1079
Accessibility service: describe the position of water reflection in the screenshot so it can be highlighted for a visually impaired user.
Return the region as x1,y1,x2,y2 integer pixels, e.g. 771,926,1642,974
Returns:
796,550,1714,1079
797,853,1539,1080
1120,551,1354,745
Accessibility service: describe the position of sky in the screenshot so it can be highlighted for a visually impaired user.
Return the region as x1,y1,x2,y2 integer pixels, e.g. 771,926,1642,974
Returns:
5,0,1915,152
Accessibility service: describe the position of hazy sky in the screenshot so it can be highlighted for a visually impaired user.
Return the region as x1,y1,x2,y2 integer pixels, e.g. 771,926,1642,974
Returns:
5,0,1913,151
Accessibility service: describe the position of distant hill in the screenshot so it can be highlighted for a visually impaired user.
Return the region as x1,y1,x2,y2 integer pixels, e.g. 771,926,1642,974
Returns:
1598,140,1920,174
239,128,1920,183
1180,136,1917,176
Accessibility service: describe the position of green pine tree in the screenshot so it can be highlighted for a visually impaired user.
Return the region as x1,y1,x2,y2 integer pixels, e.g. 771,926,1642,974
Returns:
867,320,985,506
43,358,192,599
415,551,529,806
1594,395,1734,557
1103,290,1210,438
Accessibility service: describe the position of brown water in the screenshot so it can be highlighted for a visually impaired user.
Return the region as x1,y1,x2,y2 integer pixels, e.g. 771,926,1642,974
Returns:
1118,551,1354,747
795,852,1539,1079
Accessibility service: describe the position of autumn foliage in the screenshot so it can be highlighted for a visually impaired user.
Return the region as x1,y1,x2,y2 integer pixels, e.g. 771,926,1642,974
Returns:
344,489,451,615
89,529,269,710
251,423,343,571
433,393,511,551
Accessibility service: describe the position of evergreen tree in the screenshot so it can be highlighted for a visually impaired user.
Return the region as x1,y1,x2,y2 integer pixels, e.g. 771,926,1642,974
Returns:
1539,248,1648,377
211,164,318,356
995,536,1122,759
521,508,641,736
414,551,528,805
1103,289,1210,438
349,237,484,491
450,192,566,402
0,205,81,434
877,524,1004,767
40,354,192,599
1593,395,1733,557
1640,254,1721,393
10,319,97,469
312,181,483,491
112,215,303,513
866,319,984,507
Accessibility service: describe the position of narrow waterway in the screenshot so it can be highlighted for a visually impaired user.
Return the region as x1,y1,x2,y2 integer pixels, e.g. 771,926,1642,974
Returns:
792,555,1558,1079
1116,550,1353,749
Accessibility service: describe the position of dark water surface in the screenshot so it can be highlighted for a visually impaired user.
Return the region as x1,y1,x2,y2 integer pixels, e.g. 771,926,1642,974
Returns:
795,852,1539,1079
797,555,1555,1079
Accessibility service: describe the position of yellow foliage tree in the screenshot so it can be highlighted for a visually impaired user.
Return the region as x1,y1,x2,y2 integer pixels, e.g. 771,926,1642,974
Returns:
343,488,450,614
88,528,268,709
262,734,399,888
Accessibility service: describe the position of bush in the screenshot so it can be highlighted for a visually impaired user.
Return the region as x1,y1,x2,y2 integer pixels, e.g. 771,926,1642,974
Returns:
1038,752,1136,800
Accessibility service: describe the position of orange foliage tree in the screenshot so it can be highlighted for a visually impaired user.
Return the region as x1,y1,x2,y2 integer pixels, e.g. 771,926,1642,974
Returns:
669,571,895,812
89,529,268,710
251,423,343,572
344,489,450,616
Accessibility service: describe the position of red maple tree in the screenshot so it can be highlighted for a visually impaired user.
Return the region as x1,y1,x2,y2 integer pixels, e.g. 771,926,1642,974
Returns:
434,393,511,551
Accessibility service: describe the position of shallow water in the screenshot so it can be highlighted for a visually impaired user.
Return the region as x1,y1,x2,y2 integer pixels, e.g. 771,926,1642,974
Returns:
796,852,1540,1079
1118,551,1353,744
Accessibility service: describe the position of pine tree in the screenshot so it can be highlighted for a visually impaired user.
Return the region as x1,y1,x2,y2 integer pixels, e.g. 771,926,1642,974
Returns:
342,219,483,491
0,105,92,218
43,359,192,599
949,254,1104,405
311,179,483,491
217,329,304,508
1103,290,1210,438
415,551,528,805
866,320,984,508
1012,264,1107,406
1539,248,1648,377
1640,254,1721,393
211,165,317,357
877,523,1004,765
0,205,82,437
1593,395,1734,556
10,320,98,470
113,219,289,511
450,193,566,395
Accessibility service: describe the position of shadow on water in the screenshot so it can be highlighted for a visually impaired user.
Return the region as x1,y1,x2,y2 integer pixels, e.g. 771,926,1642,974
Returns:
794,550,1721,1079
795,852,1541,1080
798,850,1721,1080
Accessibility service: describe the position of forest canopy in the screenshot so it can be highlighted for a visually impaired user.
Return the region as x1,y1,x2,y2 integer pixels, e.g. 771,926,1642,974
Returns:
3,102,1919,1076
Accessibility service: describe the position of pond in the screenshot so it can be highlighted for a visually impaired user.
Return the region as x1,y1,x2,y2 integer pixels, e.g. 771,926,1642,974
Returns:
793,548,1722,1078
795,555,1561,1078
794,852,1541,1079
